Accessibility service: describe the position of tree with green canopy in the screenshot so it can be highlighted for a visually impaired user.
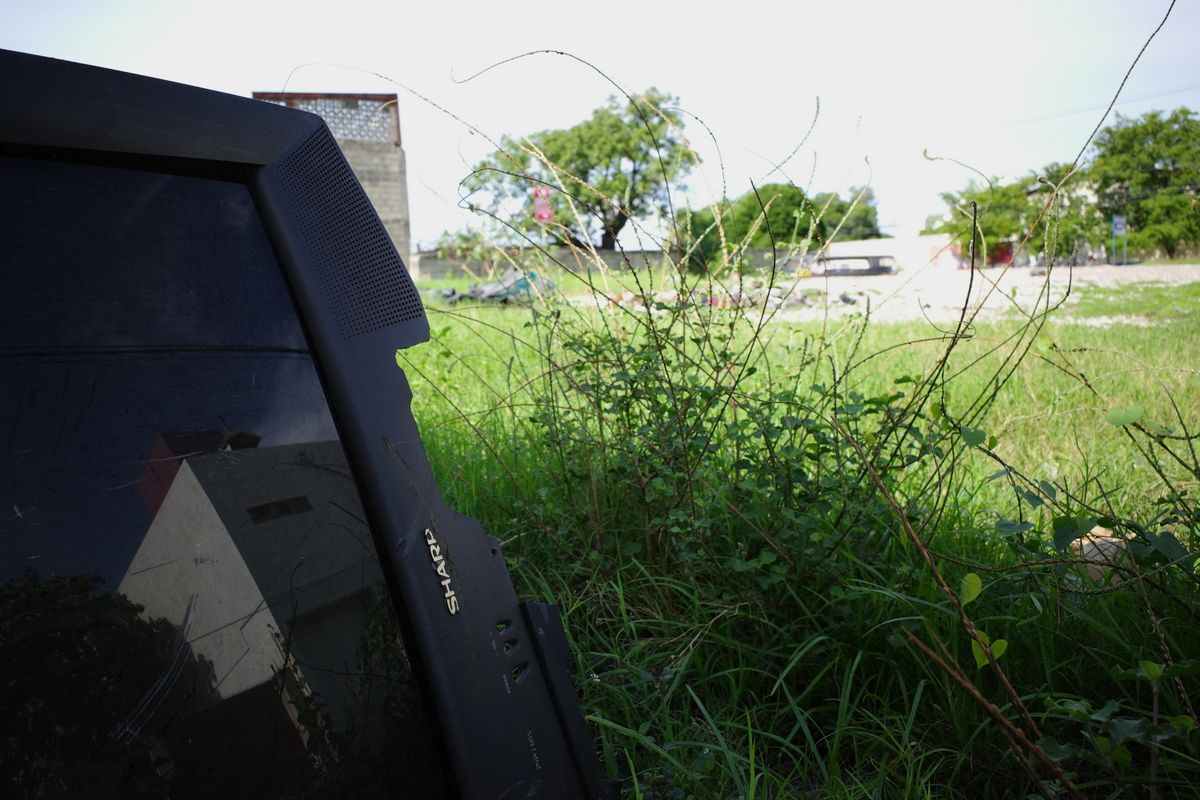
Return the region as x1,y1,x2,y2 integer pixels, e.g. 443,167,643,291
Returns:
1028,161,1106,260
925,175,1040,263
925,161,1112,265
675,184,884,271
811,187,885,240
465,88,697,250
1091,107,1200,258
674,184,819,271
733,184,822,248
927,108,1199,263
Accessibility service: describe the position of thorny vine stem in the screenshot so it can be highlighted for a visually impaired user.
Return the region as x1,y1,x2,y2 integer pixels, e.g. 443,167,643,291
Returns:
832,417,1085,800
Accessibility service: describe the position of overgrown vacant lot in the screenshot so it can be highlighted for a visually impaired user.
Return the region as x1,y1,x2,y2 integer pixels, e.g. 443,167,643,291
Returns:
402,269,1200,798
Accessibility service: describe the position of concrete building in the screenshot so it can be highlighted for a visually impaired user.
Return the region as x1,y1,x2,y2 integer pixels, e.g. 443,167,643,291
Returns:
254,92,413,269
119,438,385,737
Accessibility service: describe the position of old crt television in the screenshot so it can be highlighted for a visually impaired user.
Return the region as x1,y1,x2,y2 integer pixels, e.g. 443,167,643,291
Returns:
0,49,611,799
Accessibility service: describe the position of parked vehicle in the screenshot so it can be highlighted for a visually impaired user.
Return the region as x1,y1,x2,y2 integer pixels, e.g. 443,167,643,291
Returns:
785,254,898,276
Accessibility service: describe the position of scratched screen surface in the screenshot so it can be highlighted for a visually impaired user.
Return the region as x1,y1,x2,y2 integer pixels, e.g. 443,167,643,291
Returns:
0,154,450,798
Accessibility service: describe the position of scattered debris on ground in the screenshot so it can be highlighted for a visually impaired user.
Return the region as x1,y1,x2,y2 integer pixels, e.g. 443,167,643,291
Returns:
434,264,1200,324
439,268,554,305
562,276,836,314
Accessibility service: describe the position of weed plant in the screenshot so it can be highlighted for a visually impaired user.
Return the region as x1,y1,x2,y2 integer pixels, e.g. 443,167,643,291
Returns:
397,69,1199,800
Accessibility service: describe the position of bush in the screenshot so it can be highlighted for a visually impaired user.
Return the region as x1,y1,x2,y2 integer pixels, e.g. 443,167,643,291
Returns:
400,88,1200,799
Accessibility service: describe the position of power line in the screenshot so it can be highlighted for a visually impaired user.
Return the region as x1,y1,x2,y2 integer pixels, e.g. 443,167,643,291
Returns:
949,80,1200,138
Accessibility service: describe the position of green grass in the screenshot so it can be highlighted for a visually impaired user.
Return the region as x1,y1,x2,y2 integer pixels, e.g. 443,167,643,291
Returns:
400,276,1200,798
1137,256,1200,267
1067,280,1200,321
411,286,1200,514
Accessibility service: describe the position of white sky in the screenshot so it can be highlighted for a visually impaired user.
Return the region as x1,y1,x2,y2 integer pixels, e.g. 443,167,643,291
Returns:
4,0,1198,250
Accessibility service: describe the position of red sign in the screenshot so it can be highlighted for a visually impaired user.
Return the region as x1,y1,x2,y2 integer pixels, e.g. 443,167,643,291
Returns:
532,186,553,223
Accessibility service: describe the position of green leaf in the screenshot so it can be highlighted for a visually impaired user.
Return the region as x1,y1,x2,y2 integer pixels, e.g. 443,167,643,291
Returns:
960,573,982,606
1037,736,1074,762
969,631,1006,667
995,518,1034,536
1110,666,1137,681
1162,660,1200,679
1169,715,1197,732
1109,717,1150,746
1150,531,1189,564
1139,661,1164,683
960,426,986,448
1052,516,1095,551
1093,734,1132,767
1105,405,1144,427
1050,698,1092,721
971,639,988,668
1017,488,1043,508
1090,700,1120,723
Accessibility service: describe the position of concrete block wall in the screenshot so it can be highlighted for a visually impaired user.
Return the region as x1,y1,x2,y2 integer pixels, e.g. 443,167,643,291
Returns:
252,93,413,270
340,139,412,268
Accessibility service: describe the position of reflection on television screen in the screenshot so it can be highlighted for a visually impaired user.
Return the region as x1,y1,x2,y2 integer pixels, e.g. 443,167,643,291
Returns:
0,155,449,797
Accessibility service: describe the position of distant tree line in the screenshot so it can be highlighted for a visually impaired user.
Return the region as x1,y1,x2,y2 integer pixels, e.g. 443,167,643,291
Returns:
925,108,1200,263
456,91,1198,267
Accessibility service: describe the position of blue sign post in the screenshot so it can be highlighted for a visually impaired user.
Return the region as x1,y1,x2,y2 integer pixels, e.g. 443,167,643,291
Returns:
1112,214,1128,265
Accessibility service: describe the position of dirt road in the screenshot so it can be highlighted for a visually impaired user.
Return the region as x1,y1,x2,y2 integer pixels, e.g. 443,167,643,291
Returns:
774,263,1200,325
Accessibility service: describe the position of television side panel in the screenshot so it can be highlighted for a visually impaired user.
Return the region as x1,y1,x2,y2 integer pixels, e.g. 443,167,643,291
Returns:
254,123,605,799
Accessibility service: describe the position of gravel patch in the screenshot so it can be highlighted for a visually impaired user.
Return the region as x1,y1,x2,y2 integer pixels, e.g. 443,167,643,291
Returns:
772,263,1200,325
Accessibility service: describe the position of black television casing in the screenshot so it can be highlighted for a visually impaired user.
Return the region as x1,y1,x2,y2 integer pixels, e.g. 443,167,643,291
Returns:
0,48,611,800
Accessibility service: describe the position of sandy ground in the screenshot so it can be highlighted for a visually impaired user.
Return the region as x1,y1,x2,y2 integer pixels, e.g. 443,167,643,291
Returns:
773,263,1200,326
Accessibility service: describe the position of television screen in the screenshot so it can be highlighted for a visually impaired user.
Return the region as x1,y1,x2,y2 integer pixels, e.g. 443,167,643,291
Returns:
0,49,609,799
0,152,452,798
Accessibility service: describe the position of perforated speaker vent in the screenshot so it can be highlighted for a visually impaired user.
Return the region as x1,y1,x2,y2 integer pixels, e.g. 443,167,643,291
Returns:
276,126,424,338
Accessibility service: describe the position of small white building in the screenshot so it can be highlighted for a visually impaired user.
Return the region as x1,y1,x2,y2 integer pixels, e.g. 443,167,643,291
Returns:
821,233,962,271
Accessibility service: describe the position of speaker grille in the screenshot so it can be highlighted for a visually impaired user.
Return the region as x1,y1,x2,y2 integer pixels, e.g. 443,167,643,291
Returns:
276,126,423,338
